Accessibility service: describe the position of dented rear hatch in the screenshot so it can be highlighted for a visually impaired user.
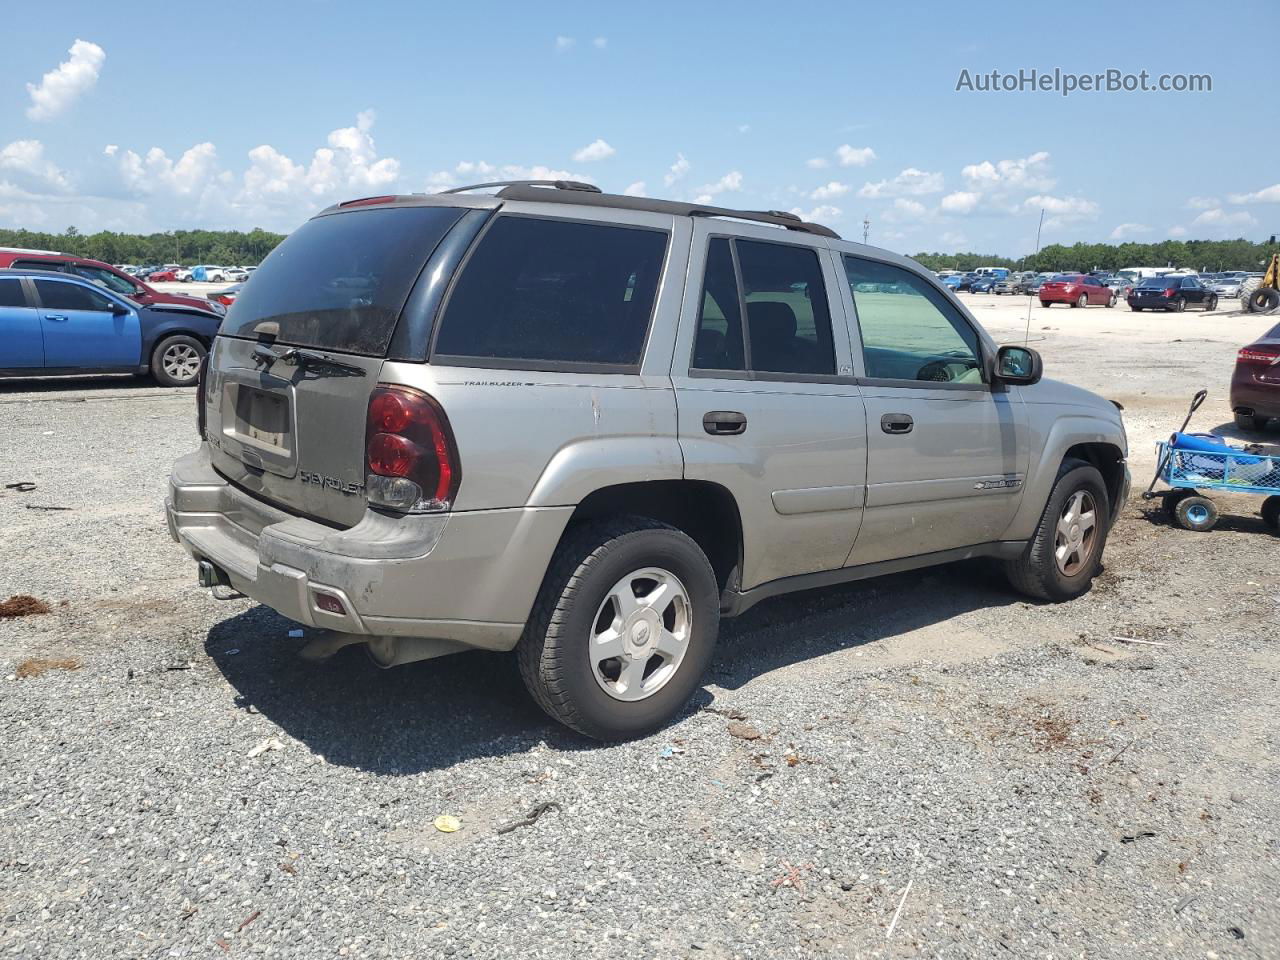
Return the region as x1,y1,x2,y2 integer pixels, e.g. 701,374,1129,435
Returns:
204,203,474,527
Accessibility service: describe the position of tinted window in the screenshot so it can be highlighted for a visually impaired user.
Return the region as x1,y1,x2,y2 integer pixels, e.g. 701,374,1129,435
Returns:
736,239,836,376
692,238,746,371
435,216,668,368
34,279,116,312
844,256,983,384
70,264,140,297
222,206,466,355
0,278,26,307
13,259,68,273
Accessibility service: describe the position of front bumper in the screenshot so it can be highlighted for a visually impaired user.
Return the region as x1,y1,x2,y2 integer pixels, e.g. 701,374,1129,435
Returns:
1115,462,1132,529
166,445,572,650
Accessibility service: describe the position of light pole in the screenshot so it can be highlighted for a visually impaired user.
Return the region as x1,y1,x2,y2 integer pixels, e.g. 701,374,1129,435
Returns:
862,216,870,244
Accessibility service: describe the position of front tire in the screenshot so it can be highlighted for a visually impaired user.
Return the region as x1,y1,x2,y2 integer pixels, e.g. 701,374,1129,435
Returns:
517,517,720,740
1173,297,1186,313
1003,461,1110,601
151,334,206,387
1073,293,1087,308
1206,295,1218,312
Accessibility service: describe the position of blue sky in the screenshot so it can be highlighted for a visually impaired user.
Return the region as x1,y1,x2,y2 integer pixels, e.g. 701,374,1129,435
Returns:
2,0,1276,255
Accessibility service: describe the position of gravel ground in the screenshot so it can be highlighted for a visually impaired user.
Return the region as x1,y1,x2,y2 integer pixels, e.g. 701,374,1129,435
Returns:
1,299,1278,959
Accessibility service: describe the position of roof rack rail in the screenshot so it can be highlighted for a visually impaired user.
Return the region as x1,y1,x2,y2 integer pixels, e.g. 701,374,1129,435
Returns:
441,179,602,195
493,184,840,238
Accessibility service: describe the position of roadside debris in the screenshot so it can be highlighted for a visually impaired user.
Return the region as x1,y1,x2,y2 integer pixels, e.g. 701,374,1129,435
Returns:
1111,636,1168,647
659,745,686,759
770,860,813,895
247,737,284,759
24,504,73,512
727,721,763,741
3,482,36,492
236,910,261,933
0,595,51,619
703,706,749,721
433,814,462,833
886,877,914,940
1120,826,1157,844
14,657,80,678
496,801,562,835
1174,894,1197,915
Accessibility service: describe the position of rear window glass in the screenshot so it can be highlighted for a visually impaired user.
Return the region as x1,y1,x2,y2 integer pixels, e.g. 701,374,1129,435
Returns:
0,278,26,307
221,205,466,355
433,216,668,369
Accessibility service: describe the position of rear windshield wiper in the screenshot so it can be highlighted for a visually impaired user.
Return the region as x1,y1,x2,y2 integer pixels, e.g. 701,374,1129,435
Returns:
252,344,366,377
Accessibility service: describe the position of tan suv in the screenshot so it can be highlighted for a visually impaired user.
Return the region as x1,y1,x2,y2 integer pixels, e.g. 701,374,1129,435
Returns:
167,181,1129,739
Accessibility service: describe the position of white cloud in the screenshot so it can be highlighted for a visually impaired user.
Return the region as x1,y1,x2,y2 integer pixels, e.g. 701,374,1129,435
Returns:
1109,222,1151,240
664,153,690,187
424,159,592,193
789,205,842,223
960,151,1053,191
103,144,117,157
694,171,743,200
941,231,968,246
554,36,575,52
939,191,980,214
1023,194,1099,222
836,145,876,167
893,198,927,218
738,124,751,134
810,181,850,200
1168,226,1188,238
572,138,616,163
1227,184,1280,204
592,36,608,49
623,181,646,197
119,142,220,197
858,168,943,198
1186,195,1220,209
0,140,70,190
26,39,105,121
1191,207,1256,229
805,157,828,169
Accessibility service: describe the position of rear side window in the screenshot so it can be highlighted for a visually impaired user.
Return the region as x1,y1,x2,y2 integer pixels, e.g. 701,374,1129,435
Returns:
13,259,68,273
34,279,116,312
433,216,668,369
692,238,746,371
0,278,26,307
221,206,466,356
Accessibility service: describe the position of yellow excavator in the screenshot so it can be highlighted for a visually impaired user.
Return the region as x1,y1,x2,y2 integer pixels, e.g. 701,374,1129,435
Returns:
1241,252,1280,314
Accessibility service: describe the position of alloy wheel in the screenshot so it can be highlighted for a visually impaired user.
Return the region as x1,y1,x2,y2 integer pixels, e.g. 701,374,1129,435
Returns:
162,343,202,383
589,567,692,702
1054,490,1098,576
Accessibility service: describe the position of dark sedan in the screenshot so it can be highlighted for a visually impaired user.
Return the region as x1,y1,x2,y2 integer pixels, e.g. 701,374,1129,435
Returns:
1231,320,1280,431
1127,275,1218,313
0,268,220,386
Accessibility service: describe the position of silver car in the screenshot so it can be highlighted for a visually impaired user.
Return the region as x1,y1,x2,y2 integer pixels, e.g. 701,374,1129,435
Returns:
167,182,1129,739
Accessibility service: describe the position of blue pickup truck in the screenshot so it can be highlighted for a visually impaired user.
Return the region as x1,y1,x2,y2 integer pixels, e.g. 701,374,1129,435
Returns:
0,268,221,386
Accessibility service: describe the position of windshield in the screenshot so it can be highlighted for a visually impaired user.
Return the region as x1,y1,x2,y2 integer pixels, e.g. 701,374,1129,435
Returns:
70,264,141,297
221,205,466,355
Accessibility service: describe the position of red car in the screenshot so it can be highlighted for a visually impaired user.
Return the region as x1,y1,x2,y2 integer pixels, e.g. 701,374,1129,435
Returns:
147,268,179,282
0,249,223,317
1231,319,1280,432
1039,274,1117,308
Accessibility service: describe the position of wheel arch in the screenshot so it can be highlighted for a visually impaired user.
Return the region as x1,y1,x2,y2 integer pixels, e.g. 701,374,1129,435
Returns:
557,479,744,596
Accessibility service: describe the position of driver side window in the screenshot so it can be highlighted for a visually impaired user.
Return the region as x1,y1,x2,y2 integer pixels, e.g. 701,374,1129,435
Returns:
843,255,983,384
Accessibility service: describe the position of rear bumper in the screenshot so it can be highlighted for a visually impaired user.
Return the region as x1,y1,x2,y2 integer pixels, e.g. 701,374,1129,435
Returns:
1231,373,1280,419
166,445,572,651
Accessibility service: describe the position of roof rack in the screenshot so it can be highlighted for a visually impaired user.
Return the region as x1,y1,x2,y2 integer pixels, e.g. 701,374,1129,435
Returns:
441,179,602,195
492,182,840,238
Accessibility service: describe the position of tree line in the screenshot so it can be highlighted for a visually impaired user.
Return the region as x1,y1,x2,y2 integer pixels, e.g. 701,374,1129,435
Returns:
913,236,1280,274
0,226,286,267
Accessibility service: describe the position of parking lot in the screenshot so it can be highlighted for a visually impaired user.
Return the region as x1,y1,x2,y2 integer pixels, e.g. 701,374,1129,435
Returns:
1,295,1277,958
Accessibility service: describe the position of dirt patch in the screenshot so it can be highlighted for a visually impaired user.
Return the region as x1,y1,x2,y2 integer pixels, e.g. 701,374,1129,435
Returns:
14,657,81,678
0,595,51,619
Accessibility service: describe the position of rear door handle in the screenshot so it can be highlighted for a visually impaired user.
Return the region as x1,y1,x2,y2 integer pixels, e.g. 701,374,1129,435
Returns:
44,314,68,323
703,410,747,436
881,413,914,435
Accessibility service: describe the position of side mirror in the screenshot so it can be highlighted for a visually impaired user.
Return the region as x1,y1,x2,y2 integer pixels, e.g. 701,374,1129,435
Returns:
111,303,131,316
995,344,1043,385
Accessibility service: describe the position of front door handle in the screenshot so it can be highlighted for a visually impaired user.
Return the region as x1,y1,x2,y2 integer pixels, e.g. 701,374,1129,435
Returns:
881,413,914,435
44,314,68,323
703,410,747,436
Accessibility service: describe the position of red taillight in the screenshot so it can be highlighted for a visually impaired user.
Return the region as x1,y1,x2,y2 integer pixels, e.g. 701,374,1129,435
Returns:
1163,287,1176,297
364,385,460,512
1238,346,1280,364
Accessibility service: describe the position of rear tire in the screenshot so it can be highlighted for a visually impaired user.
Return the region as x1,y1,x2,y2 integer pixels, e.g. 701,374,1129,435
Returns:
1249,288,1280,314
151,334,206,387
1173,297,1186,313
517,517,720,740
1040,300,1051,308
1073,293,1087,308
1261,496,1280,531
1206,295,1218,312
1174,495,1218,532
1131,306,1143,312
1003,461,1110,602
1235,411,1269,432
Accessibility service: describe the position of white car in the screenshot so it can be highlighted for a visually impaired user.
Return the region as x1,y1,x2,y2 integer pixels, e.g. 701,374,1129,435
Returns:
223,268,249,282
